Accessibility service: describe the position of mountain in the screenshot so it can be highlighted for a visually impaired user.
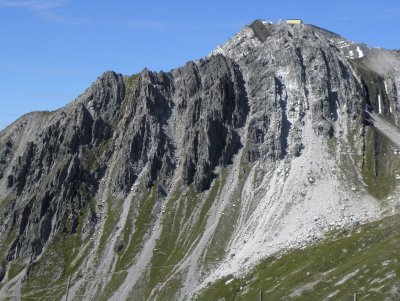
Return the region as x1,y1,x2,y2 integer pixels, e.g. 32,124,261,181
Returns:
1,19,400,300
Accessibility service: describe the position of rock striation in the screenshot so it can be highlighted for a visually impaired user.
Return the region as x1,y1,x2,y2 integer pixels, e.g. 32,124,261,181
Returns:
0,20,399,300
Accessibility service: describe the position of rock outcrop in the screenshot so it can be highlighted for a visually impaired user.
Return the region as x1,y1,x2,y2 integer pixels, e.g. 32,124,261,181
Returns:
0,20,399,301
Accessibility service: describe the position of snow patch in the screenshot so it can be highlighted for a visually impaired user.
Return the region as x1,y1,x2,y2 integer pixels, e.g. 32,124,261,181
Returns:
356,46,364,58
378,94,382,114
337,40,351,49
261,20,273,25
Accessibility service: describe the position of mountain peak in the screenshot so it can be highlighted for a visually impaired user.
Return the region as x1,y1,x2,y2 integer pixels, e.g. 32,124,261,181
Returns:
209,19,377,63
1,19,400,301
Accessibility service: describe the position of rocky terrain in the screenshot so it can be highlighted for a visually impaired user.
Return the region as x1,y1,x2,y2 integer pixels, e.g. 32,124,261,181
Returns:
0,20,400,300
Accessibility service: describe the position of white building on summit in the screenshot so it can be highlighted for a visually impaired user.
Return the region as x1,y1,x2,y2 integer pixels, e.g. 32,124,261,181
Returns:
286,19,303,25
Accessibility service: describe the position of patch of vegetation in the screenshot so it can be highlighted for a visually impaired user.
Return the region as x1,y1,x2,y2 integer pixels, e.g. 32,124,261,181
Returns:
20,199,95,300
98,271,128,301
96,197,123,259
148,186,199,292
361,126,400,199
146,156,252,299
0,226,16,260
201,158,250,269
96,185,159,300
116,185,157,270
334,116,400,200
149,274,184,301
84,138,112,172
146,173,228,298
0,197,17,257
120,74,140,115
196,214,400,301
7,261,25,281
0,196,13,217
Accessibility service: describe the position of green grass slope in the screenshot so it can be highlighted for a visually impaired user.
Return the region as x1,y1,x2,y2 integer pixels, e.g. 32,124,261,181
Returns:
196,213,400,301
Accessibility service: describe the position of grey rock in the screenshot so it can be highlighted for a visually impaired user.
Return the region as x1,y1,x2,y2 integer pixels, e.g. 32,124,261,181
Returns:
0,54,249,265
0,265,4,282
0,20,399,299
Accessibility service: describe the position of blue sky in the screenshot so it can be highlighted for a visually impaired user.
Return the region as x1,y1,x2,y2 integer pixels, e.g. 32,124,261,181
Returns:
1,0,400,129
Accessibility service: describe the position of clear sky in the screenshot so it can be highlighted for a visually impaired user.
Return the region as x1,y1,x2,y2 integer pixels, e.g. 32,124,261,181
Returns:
1,0,400,130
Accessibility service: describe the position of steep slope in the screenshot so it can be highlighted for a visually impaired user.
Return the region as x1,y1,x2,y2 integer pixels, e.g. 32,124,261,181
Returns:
0,20,399,300
196,213,400,301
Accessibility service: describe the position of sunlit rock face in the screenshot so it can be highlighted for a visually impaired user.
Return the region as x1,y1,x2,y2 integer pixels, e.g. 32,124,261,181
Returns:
0,20,399,301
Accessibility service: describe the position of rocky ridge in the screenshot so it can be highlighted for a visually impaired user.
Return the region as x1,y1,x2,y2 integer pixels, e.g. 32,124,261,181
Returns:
0,20,399,300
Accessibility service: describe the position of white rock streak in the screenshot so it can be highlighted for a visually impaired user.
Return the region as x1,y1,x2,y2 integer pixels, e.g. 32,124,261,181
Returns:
378,94,382,114
356,46,364,58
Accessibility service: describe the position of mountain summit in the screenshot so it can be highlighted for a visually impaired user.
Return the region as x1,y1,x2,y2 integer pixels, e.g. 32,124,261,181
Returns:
0,20,400,300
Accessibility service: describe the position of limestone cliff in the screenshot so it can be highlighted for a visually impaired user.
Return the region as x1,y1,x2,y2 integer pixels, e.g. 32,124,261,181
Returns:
0,20,400,300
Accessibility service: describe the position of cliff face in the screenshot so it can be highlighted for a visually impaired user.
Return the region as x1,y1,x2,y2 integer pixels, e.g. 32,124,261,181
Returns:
0,55,247,263
0,20,400,300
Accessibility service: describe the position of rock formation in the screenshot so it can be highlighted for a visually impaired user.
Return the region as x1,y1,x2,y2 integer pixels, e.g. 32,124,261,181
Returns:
0,20,399,300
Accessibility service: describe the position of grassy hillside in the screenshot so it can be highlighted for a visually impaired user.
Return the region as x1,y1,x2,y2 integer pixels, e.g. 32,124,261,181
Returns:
196,213,400,301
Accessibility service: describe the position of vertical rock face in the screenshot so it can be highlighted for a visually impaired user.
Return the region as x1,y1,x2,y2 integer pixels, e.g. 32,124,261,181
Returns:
110,56,248,195
0,72,125,262
213,20,368,163
0,54,248,265
0,20,399,300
